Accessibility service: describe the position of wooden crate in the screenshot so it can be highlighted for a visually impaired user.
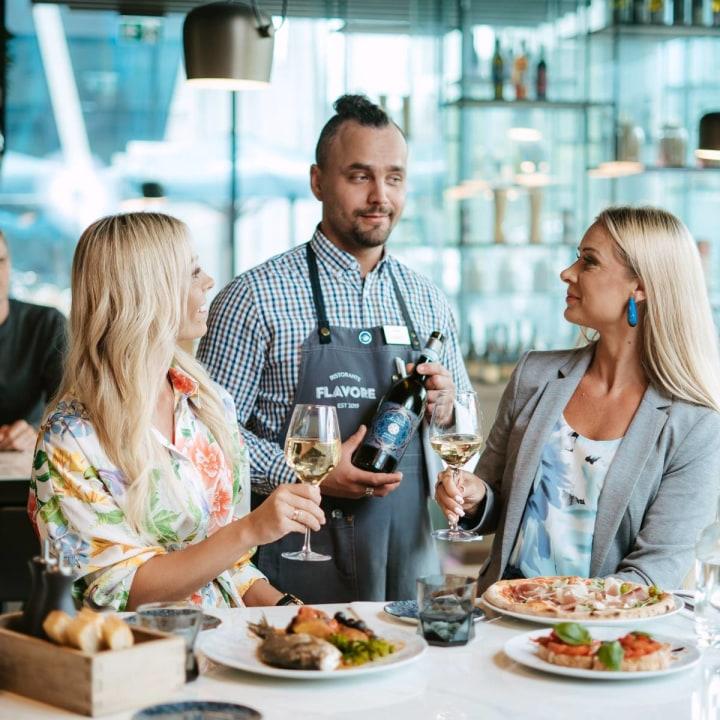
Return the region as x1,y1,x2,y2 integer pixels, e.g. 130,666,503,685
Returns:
0,612,186,716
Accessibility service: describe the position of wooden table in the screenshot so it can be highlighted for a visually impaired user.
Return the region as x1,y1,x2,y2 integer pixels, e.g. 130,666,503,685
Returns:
0,602,716,720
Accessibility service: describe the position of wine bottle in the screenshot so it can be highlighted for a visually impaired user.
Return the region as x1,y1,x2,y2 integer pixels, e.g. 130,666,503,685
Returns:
512,41,529,101
491,38,504,101
352,331,445,473
692,0,706,24
535,47,547,101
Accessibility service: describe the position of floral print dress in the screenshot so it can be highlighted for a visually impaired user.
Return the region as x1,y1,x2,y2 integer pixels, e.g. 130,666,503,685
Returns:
28,367,266,610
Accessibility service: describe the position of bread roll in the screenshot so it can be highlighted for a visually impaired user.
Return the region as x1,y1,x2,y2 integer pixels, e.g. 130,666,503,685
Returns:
101,615,134,650
65,614,103,653
42,610,72,645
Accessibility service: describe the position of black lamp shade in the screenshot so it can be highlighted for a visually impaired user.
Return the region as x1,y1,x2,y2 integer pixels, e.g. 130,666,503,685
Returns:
696,112,720,164
183,2,274,89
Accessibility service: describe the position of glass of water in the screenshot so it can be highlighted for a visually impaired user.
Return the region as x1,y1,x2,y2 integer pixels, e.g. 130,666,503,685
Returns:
416,574,477,647
136,602,203,681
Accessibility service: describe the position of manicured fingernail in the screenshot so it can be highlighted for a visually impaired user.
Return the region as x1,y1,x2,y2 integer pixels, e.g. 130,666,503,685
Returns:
454,495,463,503
454,506,465,517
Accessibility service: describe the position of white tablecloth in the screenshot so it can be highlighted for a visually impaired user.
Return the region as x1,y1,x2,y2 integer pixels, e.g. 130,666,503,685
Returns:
1,602,718,720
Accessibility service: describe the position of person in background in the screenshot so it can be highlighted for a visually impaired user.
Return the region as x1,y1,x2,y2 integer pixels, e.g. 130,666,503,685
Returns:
29,213,324,610
436,206,720,592
198,95,472,603
0,231,66,451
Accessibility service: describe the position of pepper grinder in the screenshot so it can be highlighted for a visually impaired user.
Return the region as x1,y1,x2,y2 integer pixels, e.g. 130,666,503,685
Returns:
22,539,56,636
39,549,77,623
26,543,76,638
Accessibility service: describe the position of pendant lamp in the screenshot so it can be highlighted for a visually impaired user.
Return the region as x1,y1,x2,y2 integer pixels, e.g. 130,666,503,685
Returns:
696,112,720,166
183,1,275,90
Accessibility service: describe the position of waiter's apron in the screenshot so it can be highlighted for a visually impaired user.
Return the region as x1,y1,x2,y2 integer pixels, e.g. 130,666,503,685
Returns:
252,244,440,602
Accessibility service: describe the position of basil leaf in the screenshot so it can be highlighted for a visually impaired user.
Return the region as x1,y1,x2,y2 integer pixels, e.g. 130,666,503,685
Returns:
597,640,624,671
631,630,652,639
554,622,592,646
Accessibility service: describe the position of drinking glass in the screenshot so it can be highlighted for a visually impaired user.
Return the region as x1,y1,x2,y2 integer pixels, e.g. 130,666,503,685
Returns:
430,390,483,542
136,602,203,681
417,574,478,647
282,404,341,562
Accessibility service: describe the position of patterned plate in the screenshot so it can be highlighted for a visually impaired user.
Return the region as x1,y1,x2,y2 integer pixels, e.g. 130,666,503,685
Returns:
384,600,485,625
125,613,222,631
133,700,261,719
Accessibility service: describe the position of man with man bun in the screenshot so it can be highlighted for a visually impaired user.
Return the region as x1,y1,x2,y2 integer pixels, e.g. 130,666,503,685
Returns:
199,95,471,603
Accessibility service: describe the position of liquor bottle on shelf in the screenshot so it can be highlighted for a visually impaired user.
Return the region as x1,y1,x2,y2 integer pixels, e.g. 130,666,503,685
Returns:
512,41,529,100
649,0,666,23
612,0,633,23
692,0,706,24
352,332,444,473
491,38,504,100
465,325,483,381
713,0,720,25
633,0,649,22
673,0,687,23
535,47,547,101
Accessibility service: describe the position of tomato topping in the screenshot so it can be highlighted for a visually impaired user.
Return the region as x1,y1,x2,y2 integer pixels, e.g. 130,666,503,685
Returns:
618,632,662,659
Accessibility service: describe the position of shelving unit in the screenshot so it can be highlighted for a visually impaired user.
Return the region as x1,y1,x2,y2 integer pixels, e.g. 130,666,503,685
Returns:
405,7,720,369
586,18,720,305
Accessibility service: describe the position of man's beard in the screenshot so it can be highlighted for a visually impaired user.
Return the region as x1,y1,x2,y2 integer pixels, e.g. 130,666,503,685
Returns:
347,208,393,248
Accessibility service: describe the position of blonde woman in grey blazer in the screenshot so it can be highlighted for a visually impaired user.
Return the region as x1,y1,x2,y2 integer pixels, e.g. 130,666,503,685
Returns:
437,207,720,593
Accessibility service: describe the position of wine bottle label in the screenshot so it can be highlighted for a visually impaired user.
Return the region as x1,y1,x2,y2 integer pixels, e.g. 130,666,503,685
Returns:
365,401,419,458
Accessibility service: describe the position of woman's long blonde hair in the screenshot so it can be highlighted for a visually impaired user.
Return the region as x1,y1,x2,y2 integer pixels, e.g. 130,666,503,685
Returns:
596,206,720,413
51,212,235,533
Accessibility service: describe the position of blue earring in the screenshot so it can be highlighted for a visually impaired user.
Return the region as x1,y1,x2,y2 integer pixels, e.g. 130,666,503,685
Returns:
627,296,638,327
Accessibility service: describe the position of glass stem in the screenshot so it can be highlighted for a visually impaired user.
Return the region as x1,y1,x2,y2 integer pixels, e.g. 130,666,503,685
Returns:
448,466,460,533
301,527,312,556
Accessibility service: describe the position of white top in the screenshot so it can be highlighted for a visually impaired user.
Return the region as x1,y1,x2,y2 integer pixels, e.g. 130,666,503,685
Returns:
508,414,623,577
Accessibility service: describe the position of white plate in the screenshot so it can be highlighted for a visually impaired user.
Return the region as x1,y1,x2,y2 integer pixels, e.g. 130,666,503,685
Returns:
504,627,700,680
197,622,427,680
481,593,684,626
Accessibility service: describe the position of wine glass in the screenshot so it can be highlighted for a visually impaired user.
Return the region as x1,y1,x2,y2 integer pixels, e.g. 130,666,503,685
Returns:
282,404,341,562
430,390,484,542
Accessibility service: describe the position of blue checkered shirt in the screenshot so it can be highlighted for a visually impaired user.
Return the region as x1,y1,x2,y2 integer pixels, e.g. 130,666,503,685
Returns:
197,228,471,494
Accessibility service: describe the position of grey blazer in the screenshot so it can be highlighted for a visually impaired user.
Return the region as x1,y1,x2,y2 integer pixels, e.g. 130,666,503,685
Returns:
470,344,720,593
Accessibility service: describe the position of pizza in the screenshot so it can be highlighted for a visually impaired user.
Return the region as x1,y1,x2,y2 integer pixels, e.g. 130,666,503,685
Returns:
533,623,672,672
484,576,677,620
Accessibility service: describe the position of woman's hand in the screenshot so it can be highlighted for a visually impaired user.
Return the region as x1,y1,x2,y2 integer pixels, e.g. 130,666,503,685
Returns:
0,420,37,451
247,483,325,547
434,468,486,526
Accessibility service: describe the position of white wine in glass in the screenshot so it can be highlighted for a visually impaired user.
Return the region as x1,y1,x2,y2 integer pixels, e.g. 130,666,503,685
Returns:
282,404,341,562
430,391,483,542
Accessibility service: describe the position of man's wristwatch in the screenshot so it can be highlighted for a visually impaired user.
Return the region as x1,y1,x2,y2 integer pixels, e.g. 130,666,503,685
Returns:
276,592,303,606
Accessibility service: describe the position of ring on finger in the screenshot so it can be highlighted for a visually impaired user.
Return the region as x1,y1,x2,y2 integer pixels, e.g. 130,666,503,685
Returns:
291,508,300,522
364,486,374,497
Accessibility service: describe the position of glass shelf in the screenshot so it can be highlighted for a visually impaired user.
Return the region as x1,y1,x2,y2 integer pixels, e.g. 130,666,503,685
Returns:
458,242,575,250
590,23,720,39
444,98,611,111
587,165,720,174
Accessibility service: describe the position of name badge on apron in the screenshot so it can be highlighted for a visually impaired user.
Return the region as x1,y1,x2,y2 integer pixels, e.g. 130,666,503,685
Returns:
382,325,411,346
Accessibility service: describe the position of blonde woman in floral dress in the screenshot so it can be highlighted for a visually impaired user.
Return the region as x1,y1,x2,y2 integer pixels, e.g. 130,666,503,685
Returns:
28,213,325,611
